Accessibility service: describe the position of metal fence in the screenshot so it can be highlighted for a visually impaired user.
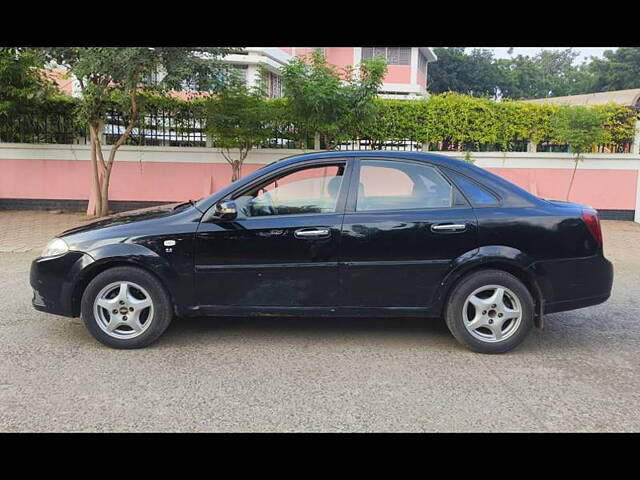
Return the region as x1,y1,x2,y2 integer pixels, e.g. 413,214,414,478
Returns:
257,123,308,149
0,112,83,144
593,142,633,154
104,110,207,147
536,141,633,154
336,138,422,151
104,111,309,149
335,139,531,152
1,110,634,154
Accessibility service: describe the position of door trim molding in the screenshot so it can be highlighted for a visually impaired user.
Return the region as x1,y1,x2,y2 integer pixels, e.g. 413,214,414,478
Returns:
195,261,339,272
341,259,451,267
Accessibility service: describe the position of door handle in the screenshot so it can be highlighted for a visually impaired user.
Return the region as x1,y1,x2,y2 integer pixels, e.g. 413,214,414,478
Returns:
431,223,467,232
294,227,331,239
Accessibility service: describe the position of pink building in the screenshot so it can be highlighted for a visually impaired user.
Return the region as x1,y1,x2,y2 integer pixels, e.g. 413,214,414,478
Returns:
224,47,437,99
49,47,437,100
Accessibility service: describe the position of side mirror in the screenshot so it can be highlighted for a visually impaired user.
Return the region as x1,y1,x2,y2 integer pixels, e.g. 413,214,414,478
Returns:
211,200,237,221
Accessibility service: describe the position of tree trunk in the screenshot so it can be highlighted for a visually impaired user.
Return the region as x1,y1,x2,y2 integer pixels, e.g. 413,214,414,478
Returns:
314,132,321,150
322,134,333,150
566,155,580,201
224,147,250,183
94,88,139,217
99,167,111,217
231,160,241,182
87,123,103,217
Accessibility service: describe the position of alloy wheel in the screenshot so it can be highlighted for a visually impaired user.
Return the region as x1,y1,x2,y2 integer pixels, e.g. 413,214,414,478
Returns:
93,281,154,339
462,284,522,343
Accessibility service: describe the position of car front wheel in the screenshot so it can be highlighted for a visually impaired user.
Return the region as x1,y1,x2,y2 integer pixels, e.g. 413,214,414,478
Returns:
445,269,534,354
81,266,173,349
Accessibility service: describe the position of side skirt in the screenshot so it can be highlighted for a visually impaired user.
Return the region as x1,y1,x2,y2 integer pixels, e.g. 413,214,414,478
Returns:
188,305,436,318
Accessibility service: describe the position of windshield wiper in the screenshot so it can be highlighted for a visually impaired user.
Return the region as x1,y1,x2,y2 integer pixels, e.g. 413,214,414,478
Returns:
173,199,202,212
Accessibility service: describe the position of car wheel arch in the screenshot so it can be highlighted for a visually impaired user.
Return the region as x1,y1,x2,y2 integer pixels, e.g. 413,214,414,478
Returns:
70,258,177,318
434,251,544,327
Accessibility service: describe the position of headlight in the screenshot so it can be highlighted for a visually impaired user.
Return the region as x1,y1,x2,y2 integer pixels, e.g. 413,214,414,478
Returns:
41,238,69,258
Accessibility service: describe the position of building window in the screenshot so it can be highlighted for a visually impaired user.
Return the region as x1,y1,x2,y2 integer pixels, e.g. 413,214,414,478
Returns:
142,69,160,86
233,64,249,85
268,72,282,98
362,47,411,65
379,91,411,96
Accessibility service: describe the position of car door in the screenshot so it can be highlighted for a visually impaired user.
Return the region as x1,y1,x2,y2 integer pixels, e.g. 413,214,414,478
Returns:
338,157,478,309
195,159,352,309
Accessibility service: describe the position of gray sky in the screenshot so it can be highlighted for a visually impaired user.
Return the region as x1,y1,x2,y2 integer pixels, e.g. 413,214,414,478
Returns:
477,47,618,64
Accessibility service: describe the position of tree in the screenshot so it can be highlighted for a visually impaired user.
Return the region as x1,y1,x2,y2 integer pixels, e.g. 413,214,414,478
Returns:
340,57,388,142
38,47,239,217
428,47,506,98
585,47,640,92
281,49,386,149
551,106,608,200
0,48,56,139
497,48,593,99
428,47,596,100
206,83,275,182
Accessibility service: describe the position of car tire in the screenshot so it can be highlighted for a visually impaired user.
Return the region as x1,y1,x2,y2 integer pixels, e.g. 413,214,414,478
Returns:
445,269,534,354
81,266,173,349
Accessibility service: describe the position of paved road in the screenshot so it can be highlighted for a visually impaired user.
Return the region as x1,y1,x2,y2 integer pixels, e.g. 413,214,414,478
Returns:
1,221,639,432
0,210,91,253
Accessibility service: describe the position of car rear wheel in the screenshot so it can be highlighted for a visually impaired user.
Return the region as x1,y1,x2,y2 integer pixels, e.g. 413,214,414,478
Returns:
81,266,173,349
445,269,534,354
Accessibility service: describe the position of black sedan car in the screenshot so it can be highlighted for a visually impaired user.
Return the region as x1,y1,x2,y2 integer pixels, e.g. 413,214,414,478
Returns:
30,151,613,353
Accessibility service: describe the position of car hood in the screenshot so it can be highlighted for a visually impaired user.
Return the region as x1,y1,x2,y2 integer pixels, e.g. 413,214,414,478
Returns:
59,202,191,238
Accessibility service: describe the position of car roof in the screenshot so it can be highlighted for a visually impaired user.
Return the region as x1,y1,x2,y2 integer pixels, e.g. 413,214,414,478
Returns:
271,150,468,169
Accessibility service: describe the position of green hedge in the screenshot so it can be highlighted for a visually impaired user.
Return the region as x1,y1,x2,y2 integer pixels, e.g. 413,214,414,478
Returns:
0,95,82,143
356,93,636,151
5,92,637,151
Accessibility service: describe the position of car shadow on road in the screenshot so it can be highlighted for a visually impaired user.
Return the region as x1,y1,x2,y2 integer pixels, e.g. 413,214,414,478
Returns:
154,314,567,354
159,314,456,346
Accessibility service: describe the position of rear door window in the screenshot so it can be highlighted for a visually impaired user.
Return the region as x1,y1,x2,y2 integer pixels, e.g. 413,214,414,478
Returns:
356,160,453,211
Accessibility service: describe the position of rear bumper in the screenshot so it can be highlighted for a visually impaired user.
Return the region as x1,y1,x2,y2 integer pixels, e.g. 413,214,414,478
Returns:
545,293,611,314
30,251,94,317
532,254,613,314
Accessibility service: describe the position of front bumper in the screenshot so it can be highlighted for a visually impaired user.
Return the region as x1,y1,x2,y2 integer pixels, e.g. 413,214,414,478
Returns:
30,251,94,317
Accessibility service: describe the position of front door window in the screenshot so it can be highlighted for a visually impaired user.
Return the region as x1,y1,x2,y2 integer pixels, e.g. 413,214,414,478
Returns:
234,164,345,218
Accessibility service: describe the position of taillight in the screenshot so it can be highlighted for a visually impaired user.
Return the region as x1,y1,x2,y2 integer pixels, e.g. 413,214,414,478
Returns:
582,209,603,246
